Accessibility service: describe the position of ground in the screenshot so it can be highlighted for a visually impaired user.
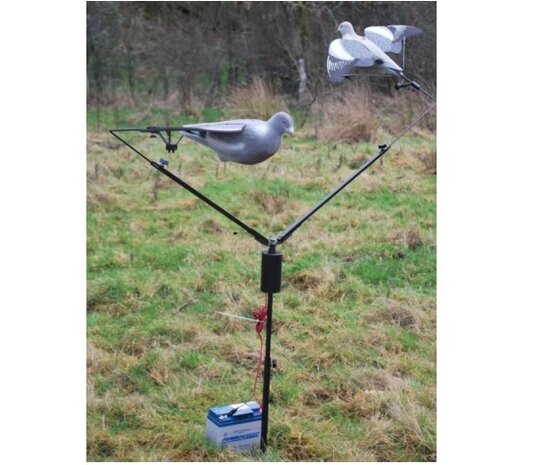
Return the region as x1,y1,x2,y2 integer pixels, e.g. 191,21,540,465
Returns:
87,113,436,461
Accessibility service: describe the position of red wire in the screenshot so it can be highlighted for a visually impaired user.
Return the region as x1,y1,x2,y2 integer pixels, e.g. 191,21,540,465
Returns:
250,298,268,400
251,331,263,400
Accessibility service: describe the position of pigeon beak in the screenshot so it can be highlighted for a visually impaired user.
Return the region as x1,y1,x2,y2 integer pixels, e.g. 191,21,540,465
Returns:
287,127,295,136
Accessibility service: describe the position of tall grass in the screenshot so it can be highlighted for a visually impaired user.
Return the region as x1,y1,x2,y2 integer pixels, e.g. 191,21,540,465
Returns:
312,83,436,146
384,86,437,134
225,78,288,120
317,84,382,143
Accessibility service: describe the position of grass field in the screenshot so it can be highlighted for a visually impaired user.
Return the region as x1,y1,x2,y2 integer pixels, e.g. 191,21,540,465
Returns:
87,106,436,461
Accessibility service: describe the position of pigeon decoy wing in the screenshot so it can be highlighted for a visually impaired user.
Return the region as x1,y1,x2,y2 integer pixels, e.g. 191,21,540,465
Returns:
340,37,374,67
363,26,395,53
364,25,422,54
181,121,247,134
327,39,359,82
180,121,248,160
180,114,294,165
387,25,422,53
387,25,422,42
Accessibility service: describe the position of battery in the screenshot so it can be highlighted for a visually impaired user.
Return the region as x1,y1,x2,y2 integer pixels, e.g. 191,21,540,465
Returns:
205,401,262,450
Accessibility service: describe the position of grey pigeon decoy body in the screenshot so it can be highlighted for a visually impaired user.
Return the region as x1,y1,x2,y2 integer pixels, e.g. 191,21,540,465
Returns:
327,21,421,83
180,112,295,165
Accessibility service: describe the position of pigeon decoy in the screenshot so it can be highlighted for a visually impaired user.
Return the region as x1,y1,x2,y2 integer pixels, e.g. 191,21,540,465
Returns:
180,112,295,165
327,21,421,83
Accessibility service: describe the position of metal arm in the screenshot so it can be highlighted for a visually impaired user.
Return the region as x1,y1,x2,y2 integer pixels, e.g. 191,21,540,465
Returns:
277,144,390,244
276,98,436,244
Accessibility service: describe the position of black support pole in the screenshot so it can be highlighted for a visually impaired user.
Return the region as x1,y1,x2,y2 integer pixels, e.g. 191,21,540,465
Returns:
259,243,282,452
260,290,274,453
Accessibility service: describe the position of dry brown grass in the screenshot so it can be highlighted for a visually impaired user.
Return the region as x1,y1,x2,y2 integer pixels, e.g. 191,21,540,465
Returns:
386,386,435,459
302,387,334,406
340,389,383,419
280,427,323,461
290,266,336,295
200,218,223,234
412,146,437,174
87,189,119,209
387,306,418,329
317,84,381,144
87,343,138,377
180,89,205,118
378,86,436,134
388,224,425,250
148,367,173,386
315,82,436,147
225,77,287,119
249,190,289,215
365,296,427,333
402,224,423,250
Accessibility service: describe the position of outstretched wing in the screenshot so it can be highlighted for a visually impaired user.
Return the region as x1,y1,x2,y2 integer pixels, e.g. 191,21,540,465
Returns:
327,38,359,82
340,38,374,67
363,26,394,53
387,25,422,53
181,121,246,134
388,25,422,42
364,25,422,54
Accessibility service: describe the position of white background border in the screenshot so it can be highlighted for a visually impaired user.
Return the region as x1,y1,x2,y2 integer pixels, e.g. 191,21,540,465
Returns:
1,1,545,463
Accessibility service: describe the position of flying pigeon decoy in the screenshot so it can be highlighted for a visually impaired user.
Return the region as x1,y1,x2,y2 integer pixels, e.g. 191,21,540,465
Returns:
327,21,421,83
179,112,295,165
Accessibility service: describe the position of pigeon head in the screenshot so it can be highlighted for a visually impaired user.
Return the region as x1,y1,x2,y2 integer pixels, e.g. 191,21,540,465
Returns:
337,21,356,37
269,112,295,136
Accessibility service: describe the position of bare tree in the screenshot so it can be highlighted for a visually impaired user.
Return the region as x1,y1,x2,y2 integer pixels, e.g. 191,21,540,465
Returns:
87,1,436,110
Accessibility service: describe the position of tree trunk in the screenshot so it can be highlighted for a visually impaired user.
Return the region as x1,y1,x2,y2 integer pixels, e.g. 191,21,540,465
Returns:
297,58,307,102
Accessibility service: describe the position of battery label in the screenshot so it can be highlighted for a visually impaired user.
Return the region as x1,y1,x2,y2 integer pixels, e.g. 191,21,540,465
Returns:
221,431,260,444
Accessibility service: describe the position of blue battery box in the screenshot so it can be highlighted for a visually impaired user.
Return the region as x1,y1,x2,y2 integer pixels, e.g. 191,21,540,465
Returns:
205,401,262,450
